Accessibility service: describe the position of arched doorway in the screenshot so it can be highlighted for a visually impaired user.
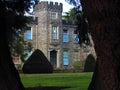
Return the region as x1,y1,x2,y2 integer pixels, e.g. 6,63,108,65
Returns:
50,50,57,68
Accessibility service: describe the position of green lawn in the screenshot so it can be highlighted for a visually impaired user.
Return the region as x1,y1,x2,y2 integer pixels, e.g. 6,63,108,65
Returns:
20,72,93,90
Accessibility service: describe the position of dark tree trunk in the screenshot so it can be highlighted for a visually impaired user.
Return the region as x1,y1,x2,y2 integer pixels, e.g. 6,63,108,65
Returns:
0,15,25,90
80,0,120,90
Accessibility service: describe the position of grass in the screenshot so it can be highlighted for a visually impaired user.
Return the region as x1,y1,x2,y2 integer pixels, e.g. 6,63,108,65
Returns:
20,72,93,90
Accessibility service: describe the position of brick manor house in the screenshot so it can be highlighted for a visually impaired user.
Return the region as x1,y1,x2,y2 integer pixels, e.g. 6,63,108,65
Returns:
24,1,96,69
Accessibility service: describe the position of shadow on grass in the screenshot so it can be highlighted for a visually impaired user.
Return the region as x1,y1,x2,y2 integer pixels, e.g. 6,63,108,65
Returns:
26,86,71,90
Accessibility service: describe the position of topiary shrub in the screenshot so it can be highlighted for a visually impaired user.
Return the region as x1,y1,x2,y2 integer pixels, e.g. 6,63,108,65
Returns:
84,54,96,72
22,49,53,74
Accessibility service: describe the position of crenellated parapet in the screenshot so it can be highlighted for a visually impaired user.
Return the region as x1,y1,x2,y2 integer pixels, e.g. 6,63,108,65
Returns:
34,1,63,12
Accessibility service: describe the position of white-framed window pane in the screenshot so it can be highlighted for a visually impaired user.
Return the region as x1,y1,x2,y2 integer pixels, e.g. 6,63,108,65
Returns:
63,51,69,65
52,26,58,39
52,34,57,39
50,12,57,19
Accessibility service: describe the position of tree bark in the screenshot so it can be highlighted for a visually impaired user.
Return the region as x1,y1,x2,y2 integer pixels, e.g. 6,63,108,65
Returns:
0,16,25,90
80,0,120,90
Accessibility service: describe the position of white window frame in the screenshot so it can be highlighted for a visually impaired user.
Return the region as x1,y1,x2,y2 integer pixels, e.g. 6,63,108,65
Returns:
50,12,58,19
63,50,69,66
51,26,59,40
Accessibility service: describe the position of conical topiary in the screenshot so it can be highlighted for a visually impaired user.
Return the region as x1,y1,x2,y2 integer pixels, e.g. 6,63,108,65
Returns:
22,49,53,74
84,54,96,72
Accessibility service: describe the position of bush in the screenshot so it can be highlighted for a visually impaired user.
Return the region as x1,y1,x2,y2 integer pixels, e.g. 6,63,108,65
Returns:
22,49,53,74
84,54,96,72
54,68,80,73
72,61,84,72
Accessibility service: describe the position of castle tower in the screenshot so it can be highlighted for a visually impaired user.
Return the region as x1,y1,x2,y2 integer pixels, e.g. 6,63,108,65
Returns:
32,1,63,68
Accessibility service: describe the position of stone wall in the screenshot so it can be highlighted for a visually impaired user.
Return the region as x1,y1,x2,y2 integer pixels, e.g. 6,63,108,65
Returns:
29,1,96,69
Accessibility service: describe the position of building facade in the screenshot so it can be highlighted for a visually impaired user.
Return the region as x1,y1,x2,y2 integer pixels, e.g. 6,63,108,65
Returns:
25,1,95,69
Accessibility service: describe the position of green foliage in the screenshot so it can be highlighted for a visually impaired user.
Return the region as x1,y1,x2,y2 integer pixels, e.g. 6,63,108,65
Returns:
62,6,90,45
84,54,96,72
62,7,77,21
22,49,53,74
72,61,85,72
54,68,69,73
10,30,33,62
0,0,37,62
0,0,38,89
76,10,90,45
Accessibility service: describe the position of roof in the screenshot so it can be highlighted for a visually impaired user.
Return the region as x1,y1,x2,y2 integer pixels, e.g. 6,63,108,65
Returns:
62,20,76,25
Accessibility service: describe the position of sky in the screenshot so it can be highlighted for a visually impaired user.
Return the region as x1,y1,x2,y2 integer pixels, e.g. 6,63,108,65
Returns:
40,0,74,13
25,0,75,16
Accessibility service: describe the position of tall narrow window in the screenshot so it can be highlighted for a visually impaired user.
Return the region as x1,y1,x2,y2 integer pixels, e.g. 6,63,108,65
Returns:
26,27,32,40
73,30,79,43
52,26,58,40
63,51,69,65
63,29,69,42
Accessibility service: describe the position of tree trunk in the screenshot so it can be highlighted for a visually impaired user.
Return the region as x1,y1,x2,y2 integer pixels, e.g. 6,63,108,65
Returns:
80,0,120,90
0,16,25,90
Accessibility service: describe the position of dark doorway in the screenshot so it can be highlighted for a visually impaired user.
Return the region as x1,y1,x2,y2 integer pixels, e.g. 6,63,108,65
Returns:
50,50,57,68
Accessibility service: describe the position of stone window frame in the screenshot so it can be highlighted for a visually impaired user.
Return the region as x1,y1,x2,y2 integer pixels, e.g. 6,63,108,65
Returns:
63,50,69,66
51,26,59,40
50,12,58,19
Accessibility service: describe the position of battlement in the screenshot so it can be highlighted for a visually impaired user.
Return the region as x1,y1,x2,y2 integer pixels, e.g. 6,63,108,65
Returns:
35,1,63,12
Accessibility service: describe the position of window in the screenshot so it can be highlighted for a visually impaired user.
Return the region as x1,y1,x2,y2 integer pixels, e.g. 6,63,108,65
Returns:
63,29,69,42
63,51,69,65
26,27,32,40
51,26,58,40
50,12,57,19
73,30,79,43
